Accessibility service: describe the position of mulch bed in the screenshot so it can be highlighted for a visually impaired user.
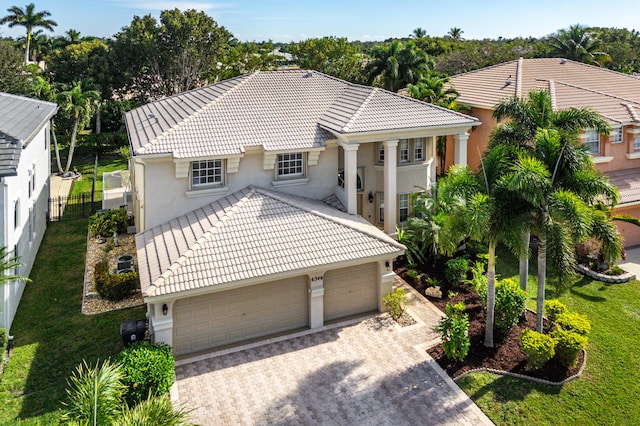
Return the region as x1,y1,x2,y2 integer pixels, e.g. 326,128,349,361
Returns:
398,268,583,383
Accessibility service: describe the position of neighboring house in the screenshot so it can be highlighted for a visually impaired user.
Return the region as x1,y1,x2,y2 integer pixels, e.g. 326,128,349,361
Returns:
0,93,57,331
450,58,640,247
126,69,479,356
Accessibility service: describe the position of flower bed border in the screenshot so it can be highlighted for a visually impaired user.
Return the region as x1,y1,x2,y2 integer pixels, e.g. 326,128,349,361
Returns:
575,264,635,284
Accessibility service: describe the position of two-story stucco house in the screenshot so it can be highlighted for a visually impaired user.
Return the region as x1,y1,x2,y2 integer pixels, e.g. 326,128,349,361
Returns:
0,93,57,331
125,69,479,356
450,58,640,247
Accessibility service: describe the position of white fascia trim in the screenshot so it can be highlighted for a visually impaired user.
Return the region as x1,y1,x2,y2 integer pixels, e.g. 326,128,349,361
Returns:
332,124,480,144
143,251,404,304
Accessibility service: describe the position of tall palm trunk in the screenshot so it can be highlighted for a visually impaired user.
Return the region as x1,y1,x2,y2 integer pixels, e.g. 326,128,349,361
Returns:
51,128,63,174
64,116,80,174
25,30,31,63
484,241,497,348
536,237,546,332
519,231,530,291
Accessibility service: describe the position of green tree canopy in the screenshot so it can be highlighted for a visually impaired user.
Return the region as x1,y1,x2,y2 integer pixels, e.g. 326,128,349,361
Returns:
365,40,433,92
289,36,365,83
549,24,611,66
0,40,29,94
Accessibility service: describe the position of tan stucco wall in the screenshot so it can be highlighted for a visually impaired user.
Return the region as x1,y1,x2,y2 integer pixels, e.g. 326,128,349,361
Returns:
594,129,640,173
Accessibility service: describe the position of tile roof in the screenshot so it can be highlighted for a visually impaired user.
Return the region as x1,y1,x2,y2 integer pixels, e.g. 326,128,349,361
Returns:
126,69,479,158
0,93,57,176
606,168,640,205
136,186,404,298
450,58,640,125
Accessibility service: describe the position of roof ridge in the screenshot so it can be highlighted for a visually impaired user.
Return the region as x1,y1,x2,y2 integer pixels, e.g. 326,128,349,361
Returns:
140,72,259,153
147,187,257,296
548,80,557,112
342,87,378,132
253,187,405,250
0,92,58,108
624,103,640,122
451,58,520,78
515,57,523,98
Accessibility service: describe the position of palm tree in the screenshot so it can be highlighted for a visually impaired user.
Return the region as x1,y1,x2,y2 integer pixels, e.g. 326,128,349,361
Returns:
411,27,427,38
65,28,81,43
365,40,433,92
447,27,464,40
63,360,193,426
0,3,57,63
549,24,610,66
504,129,622,331
441,144,529,347
490,88,611,291
0,246,31,286
57,80,99,174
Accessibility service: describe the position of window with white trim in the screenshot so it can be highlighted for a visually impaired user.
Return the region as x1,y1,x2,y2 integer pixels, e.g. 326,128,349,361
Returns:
583,129,600,155
277,152,304,178
378,192,384,223
399,193,410,222
191,159,224,188
414,138,424,161
32,165,36,193
28,169,32,198
634,133,640,151
377,142,385,164
13,244,19,276
337,169,363,192
399,139,409,163
611,127,623,144
28,205,35,243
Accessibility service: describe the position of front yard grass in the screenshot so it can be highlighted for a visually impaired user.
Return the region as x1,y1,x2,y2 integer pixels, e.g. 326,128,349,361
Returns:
69,156,129,198
457,246,640,425
0,219,144,424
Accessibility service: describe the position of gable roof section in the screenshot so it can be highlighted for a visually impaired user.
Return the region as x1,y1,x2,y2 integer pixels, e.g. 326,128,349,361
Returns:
126,69,478,158
0,93,57,177
450,58,640,125
136,186,404,298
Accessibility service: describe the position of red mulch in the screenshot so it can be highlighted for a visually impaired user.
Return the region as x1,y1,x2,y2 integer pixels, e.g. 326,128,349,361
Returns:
398,268,583,383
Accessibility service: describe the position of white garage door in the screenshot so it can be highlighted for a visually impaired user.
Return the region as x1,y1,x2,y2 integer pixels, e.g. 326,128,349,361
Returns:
173,276,308,355
324,262,378,321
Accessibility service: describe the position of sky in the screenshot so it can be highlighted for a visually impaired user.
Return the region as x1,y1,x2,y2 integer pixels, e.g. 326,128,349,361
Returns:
1,0,640,42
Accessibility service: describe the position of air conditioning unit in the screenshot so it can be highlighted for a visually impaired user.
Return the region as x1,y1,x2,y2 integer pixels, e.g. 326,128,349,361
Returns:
117,254,134,273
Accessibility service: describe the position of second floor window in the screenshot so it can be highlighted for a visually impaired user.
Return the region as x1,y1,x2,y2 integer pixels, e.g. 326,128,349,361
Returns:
583,130,600,155
399,194,409,222
611,127,623,144
277,153,304,178
191,159,223,188
399,140,409,163
377,143,385,164
414,138,424,161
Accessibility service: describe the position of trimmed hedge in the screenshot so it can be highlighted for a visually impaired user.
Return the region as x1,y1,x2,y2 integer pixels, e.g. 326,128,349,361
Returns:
555,311,591,336
553,327,588,368
94,259,139,301
545,299,569,325
521,329,556,369
115,342,175,406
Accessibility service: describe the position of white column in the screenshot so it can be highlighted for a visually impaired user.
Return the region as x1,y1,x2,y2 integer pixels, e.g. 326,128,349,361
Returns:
308,273,325,329
454,132,469,165
383,140,398,234
378,260,396,312
150,301,174,348
343,143,359,215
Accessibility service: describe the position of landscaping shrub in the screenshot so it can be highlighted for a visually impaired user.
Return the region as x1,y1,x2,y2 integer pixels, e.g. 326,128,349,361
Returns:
435,302,470,362
94,259,139,301
406,269,419,280
605,265,624,276
545,299,569,325
445,257,468,287
89,208,128,237
115,342,175,406
0,327,7,355
492,278,527,334
465,260,487,293
382,288,407,321
555,311,591,336
553,328,588,368
521,329,556,369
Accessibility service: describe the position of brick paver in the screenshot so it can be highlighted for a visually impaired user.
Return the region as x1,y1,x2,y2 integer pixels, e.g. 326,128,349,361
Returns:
174,278,493,425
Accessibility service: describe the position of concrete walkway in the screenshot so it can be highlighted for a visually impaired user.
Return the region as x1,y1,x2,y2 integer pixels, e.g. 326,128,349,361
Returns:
173,278,493,425
619,246,640,278
49,174,75,220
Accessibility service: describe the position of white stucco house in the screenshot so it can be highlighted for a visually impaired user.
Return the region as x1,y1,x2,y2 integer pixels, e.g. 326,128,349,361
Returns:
125,69,479,356
0,93,57,331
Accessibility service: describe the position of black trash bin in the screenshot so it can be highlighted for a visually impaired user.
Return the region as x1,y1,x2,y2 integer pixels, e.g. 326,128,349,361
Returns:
120,319,146,346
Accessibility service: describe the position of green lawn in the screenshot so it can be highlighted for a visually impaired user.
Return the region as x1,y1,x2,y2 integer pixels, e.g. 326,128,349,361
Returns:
0,220,145,425
458,246,640,425
69,156,129,198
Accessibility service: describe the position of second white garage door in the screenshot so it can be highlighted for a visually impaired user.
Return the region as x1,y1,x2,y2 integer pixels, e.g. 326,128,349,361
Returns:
172,276,308,355
323,262,378,321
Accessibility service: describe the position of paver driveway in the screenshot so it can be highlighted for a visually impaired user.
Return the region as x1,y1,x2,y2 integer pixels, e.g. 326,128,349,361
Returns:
174,281,493,425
